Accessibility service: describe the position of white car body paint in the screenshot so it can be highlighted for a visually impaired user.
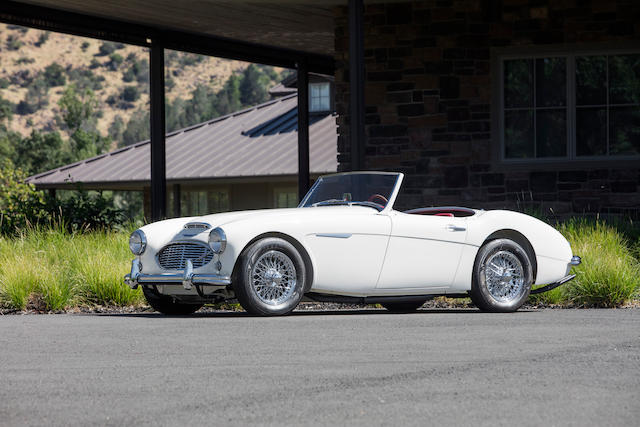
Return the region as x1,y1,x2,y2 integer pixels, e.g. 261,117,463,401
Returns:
132,173,576,299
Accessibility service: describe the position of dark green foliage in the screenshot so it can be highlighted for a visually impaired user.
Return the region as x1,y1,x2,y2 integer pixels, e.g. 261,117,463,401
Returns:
239,64,269,107
58,85,97,132
5,35,23,51
12,131,65,175
15,57,35,65
89,59,101,69
53,190,127,232
16,77,48,115
97,41,117,56
67,68,104,91
68,129,111,163
35,32,50,47
108,53,124,71
43,63,66,87
108,115,125,143
80,41,90,51
121,110,149,146
0,96,14,124
0,78,9,89
122,59,149,84
0,160,48,235
122,86,140,102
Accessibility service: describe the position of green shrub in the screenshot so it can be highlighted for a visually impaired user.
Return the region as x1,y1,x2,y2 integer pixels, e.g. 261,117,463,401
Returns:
122,85,140,102
35,31,50,47
108,53,123,71
81,41,90,51
0,160,48,235
43,63,66,87
0,227,142,310
532,219,640,307
97,41,117,56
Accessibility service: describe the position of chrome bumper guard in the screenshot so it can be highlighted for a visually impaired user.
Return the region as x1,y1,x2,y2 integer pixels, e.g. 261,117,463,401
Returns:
124,259,231,290
530,255,581,295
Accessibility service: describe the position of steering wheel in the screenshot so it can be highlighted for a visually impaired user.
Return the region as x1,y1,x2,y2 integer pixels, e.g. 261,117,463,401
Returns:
367,194,388,206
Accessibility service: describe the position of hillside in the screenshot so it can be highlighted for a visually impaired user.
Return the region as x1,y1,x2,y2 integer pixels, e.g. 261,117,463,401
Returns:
0,23,283,144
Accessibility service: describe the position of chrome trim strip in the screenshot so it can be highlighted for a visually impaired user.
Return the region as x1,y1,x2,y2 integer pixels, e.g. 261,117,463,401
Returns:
315,233,352,239
529,274,576,295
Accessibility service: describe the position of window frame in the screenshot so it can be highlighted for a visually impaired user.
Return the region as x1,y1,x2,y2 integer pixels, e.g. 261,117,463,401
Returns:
493,44,640,168
309,81,331,113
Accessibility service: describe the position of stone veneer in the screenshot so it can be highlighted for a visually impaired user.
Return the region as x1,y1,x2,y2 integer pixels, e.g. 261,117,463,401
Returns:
333,0,640,216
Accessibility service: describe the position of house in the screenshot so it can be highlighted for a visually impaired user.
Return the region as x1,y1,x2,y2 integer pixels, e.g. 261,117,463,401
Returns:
7,0,640,218
26,75,338,217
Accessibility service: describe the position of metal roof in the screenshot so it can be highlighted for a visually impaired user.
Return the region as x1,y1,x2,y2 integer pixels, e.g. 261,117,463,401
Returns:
26,94,337,190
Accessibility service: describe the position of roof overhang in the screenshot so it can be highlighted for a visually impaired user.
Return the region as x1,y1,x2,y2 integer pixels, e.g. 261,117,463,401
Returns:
0,0,339,73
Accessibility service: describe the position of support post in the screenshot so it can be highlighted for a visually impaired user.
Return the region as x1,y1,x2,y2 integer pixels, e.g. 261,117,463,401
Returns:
297,59,310,203
349,0,365,171
150,41,166,221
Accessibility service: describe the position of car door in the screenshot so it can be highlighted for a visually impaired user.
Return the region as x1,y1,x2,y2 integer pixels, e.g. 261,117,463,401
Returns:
303,209,391,295
376,211,467,289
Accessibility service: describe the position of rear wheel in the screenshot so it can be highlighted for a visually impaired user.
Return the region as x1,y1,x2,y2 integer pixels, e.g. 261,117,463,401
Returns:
469,238,533,313
381,300,426,313
234,237,306,316
142,286,203,315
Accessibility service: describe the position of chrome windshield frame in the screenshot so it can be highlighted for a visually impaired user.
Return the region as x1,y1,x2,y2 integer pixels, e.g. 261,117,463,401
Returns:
298,171,404,212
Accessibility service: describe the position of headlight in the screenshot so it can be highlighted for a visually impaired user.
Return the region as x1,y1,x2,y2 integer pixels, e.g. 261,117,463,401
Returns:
208,227,227,254
129,230,147,255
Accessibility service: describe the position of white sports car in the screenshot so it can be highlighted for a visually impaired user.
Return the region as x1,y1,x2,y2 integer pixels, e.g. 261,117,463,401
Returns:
125,172,580,315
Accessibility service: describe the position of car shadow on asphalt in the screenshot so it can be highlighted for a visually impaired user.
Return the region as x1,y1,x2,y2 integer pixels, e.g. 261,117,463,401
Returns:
87,308,538,318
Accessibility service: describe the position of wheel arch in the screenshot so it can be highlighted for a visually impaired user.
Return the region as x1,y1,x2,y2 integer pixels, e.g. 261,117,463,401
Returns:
231,232,315,292
481,229,537,282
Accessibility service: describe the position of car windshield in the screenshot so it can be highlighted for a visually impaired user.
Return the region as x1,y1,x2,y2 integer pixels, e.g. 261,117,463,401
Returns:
300,172,401,210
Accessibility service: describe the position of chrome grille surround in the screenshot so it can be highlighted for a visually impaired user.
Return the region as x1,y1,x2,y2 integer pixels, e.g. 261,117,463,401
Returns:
184,222,211,231
157,241,214,270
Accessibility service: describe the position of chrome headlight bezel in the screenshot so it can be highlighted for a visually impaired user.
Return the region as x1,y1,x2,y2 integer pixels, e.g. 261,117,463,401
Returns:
208,227,227,254
129,230,147,255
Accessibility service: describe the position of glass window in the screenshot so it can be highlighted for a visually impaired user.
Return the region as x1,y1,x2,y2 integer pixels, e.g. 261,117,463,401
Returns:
274,188,298,208
503,57,567,159
501,52,640,161
309,82,330,112
180,189,229,216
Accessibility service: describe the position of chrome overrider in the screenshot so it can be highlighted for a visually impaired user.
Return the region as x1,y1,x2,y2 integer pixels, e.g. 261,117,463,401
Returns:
124,259,231,290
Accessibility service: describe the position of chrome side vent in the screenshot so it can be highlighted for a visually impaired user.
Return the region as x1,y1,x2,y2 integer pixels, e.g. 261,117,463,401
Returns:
157,242,214,270
183,222,212,231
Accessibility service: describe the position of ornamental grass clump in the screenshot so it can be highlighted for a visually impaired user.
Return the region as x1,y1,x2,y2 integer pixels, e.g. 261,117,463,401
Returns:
532,219,640,307
0,225,142,311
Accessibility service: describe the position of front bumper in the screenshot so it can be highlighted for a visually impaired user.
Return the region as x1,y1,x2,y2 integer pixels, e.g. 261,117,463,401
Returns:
124,259,231,290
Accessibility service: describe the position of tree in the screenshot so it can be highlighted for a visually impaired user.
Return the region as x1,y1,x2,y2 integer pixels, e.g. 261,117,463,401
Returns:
13,131,65,175
0,96,14,124
122,86,140,102
121,110,149,146
239,64,269,107
58,84,97,132
43,63,66,87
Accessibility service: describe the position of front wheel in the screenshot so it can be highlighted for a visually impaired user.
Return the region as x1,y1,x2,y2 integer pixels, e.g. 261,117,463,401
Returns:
469,239,533,313
234,237,306,316
142,286,203,315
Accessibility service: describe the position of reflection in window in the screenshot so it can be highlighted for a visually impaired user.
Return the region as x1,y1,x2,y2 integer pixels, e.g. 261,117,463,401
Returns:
274,188,298,208
502,53,640,160
309,82,330,112
180,189,229,216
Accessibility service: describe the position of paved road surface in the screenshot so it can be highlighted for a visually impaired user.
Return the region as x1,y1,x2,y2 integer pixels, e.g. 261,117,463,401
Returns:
0,309,638,426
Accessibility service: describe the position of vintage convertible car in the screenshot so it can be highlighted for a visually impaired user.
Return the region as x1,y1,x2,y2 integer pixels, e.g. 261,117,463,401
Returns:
125,172,581,315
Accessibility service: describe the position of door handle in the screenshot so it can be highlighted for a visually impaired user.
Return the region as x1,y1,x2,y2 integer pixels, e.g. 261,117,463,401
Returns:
446,224,466,232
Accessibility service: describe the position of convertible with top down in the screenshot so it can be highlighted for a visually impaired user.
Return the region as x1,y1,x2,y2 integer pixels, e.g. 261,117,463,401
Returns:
125,172,581,315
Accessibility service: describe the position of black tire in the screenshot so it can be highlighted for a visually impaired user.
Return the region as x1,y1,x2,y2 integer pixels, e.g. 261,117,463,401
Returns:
142,286,203,315
469,238,533,313
381,300,426,313
234,237,306,316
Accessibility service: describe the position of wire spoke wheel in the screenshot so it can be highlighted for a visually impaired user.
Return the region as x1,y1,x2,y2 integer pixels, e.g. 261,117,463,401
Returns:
251,250,297,306
483,250,525,303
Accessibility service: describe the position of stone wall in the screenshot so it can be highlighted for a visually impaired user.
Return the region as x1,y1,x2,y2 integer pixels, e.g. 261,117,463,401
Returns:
333,0,640,216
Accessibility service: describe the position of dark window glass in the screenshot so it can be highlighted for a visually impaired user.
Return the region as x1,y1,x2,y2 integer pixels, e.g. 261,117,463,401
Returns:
609,54,640,105
536,57,566,107
504,59,532,108
505,110,534,158
576,108,607,156
537,109,567,157
609,106,640,155
576,56,607,106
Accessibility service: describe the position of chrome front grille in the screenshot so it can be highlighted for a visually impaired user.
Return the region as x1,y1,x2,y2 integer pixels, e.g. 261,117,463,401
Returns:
157,242,214,270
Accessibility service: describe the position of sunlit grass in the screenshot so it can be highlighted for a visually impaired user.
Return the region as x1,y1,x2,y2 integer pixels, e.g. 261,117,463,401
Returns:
0,225,142,311
531,219,640,307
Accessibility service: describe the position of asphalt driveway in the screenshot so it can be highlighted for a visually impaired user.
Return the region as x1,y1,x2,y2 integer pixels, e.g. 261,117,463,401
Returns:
0,308,638,426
